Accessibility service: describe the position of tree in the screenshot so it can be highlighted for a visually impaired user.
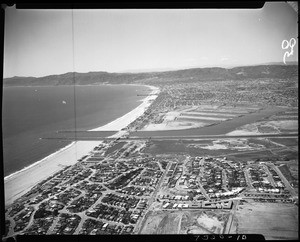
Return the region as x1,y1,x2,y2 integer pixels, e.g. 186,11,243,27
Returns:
53,209,59,216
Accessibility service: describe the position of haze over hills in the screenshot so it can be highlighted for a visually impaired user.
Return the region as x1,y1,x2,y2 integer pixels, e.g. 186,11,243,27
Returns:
256,61,298,66
122,61,299,73
3,64,298,87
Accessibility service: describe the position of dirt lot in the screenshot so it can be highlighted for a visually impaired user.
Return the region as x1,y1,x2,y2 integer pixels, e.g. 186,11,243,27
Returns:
269,138,298,147
140,210,229,234
228,119,298,136
274,159,298,180
226,150,278,162
140,211,182,234
234,201,298,240
181,211,229,234
144,138,287,158
266,120,298,131
144,140,187,154
273,149,298,160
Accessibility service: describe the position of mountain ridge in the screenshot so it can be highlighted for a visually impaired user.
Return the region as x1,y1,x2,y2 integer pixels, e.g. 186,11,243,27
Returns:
3,64,298,87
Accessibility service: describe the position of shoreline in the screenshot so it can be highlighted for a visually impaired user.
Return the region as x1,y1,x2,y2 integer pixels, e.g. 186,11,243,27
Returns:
3,83,156,88
90,84,159,131
4,142,75,181
4,84,157,179
4,84,160,206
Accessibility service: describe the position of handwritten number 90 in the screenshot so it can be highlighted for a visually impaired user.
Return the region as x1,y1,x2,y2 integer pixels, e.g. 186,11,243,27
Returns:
282,38,296,64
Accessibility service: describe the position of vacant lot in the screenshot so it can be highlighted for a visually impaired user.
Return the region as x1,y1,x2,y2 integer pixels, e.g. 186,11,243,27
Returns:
235,201,298,240
140,210,229,234
144,140,187,154
181,210,229,234
274,159,298,180
273,149,298,160
226,150,278,162
140,211,182,234
269,138,298,147
104,141,126,155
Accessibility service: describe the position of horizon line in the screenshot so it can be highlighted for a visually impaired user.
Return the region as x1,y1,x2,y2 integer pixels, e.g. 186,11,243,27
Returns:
3,61,298,79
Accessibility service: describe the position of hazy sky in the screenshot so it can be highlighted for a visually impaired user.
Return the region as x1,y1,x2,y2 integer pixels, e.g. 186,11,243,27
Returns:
4,2,298,78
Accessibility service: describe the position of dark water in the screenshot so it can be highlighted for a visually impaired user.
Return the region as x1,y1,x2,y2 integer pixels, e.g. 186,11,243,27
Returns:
2,85,149,177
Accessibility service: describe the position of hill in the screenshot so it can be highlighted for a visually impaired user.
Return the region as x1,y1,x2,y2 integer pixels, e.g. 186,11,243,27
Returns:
3,64,298,87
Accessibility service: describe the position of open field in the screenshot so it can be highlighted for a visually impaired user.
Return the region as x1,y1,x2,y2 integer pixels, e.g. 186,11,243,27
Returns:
139,211,181,234
134,106,284,137
143,139,266,157
187,138,281,151
142,137,287,157
140,210,229,234
226,150,278,162
192,105,257,114
181,211,229,234
142,121,207,131
226,105,297,137
180,111,238,117
268,137,298,147
272,149,299,160
104,141,126,155
141,104,258,132
178,116,228,121
274,159,298,180
234,201,298,240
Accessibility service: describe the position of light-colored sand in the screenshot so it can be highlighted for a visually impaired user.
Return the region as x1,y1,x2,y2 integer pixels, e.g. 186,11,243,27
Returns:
142,121,207,131
197,213,223,233
200,143,229,150
193,107,250,114
181,111,237,117
226,130,261,136
91,85,160,131
164,111,179,122
265,120,298,130
179,115,228,121
142,106,228,131
4,85,159,206
227,119,298,136
4,141,101,206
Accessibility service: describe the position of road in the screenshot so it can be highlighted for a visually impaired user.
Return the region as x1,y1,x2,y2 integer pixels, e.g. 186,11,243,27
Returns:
267,163,297,197
134,162,171,234
223,199,239,234
244,166,254,189
260,164,277,187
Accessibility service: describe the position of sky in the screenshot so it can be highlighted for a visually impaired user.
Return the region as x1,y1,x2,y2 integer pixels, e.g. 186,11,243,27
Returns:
3,2,298,78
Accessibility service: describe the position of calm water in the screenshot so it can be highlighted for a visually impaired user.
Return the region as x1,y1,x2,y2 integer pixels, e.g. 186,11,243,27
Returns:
2,84,149,177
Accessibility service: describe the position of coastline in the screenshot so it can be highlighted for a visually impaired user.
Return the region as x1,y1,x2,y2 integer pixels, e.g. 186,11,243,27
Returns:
4,142,75,181
90,84,159,131
4,84,160,206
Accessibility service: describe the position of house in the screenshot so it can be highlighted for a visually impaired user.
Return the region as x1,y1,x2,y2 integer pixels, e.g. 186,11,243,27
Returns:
163,203,170,209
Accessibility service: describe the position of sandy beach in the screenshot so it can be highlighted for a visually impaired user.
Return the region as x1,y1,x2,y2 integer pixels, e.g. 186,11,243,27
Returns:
90,85,159,131
4,85,160,206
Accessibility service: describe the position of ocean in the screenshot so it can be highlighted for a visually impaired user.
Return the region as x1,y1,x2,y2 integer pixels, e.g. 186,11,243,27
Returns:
2,84,150,177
